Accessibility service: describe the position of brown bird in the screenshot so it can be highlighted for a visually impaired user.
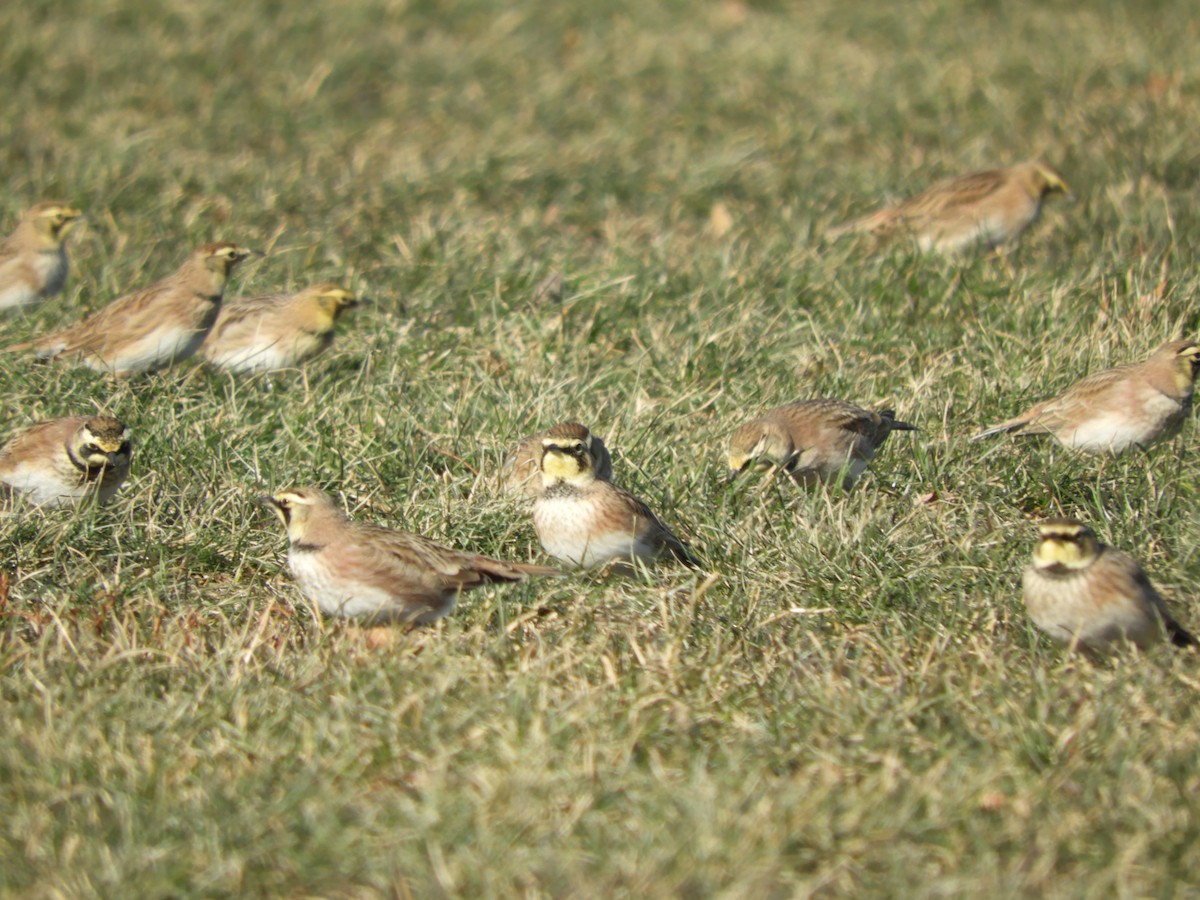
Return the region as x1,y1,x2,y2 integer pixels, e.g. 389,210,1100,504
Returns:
502,421,614,498
261,486,558,625
533,433,695,569
1023,518,1196,653
0,415,131,507
6,242,255,376
727,398,915,488
828,161,1069,254
202,283,359,373
0,201,84,312
975,339,1200,453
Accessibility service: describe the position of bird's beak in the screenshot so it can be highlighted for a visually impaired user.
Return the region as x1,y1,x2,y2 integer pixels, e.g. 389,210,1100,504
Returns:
258,495,289,526
726,467,741,484
106,452,123,467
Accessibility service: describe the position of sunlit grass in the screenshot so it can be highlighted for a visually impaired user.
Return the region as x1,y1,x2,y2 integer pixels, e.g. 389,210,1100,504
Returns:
3,0,1200,894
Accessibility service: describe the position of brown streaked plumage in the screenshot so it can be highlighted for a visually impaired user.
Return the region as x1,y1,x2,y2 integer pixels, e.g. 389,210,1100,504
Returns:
975,339,1200,453
503,421,614,498
5,242,255,376
828,161,1069,255
727,398,915,488
0,415,131,507
260,486,559,625
1023,518,1196,653
533,434,695,569
0,201,84,312
202,283,359,373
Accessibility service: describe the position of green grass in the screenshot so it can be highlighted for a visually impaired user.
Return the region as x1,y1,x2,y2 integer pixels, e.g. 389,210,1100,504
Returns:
4,0,1200,894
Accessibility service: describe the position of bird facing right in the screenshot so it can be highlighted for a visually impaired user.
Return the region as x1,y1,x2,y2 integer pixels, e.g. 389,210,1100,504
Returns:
975,339,1200,453
1022,518,1196,653
0,201,84,312
727,398,915,488
503,421,614,498
202,283,359,373
0,415,132,507
532,433,694,569
5,241,255,376
261,486,558,625
828,160,1069,255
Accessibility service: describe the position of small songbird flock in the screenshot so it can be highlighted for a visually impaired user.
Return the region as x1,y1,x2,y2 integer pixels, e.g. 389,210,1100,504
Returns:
0,159,1194,656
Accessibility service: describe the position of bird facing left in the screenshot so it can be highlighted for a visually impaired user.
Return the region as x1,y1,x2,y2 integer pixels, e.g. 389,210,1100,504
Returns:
261,486,559,625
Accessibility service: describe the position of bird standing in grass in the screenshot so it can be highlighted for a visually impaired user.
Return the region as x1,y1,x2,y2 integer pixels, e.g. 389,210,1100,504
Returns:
5,242,255,376
828,161,1069,255
0,201,84,312
202,283,359,373
727,398,915,489
0,415,131,507
975,339,1200,453
1023,518,1196,653
261,486,558,625
533,433,695,569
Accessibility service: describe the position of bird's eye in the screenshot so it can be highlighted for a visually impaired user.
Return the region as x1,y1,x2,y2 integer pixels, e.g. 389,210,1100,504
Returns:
84,444,101,455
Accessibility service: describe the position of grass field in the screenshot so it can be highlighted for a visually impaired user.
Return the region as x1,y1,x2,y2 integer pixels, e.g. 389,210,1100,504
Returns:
4,0,1200,895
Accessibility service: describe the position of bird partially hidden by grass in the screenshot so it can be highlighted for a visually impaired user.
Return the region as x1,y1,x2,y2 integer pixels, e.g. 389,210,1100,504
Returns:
0,415,131,507
1023,518,1197,653
827,160,1069,255
727,398,915,489
4,242,255,376
0,201,84,313
533,434,697,570
202,283,360,373
261,486,559,625
974,339,1200,453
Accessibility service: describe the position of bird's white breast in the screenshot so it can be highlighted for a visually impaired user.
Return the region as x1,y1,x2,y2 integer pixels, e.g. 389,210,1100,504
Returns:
2,462,87,506
1024,568,1161,650
1059,395,1180,452
534,493,644,567
210,335,302,373
286,547,439,622
95,326,210,374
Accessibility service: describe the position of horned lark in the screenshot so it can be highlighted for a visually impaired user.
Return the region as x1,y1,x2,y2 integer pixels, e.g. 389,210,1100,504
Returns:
202,283,359,373
503,421,614,498
727,398,916,488
0,415,131,507
828,161,1069,254
975,339,1200,453
261,486,558,625
0,201,84,312
1023,518,1196,653
533,434,695,568
5,242,255,376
